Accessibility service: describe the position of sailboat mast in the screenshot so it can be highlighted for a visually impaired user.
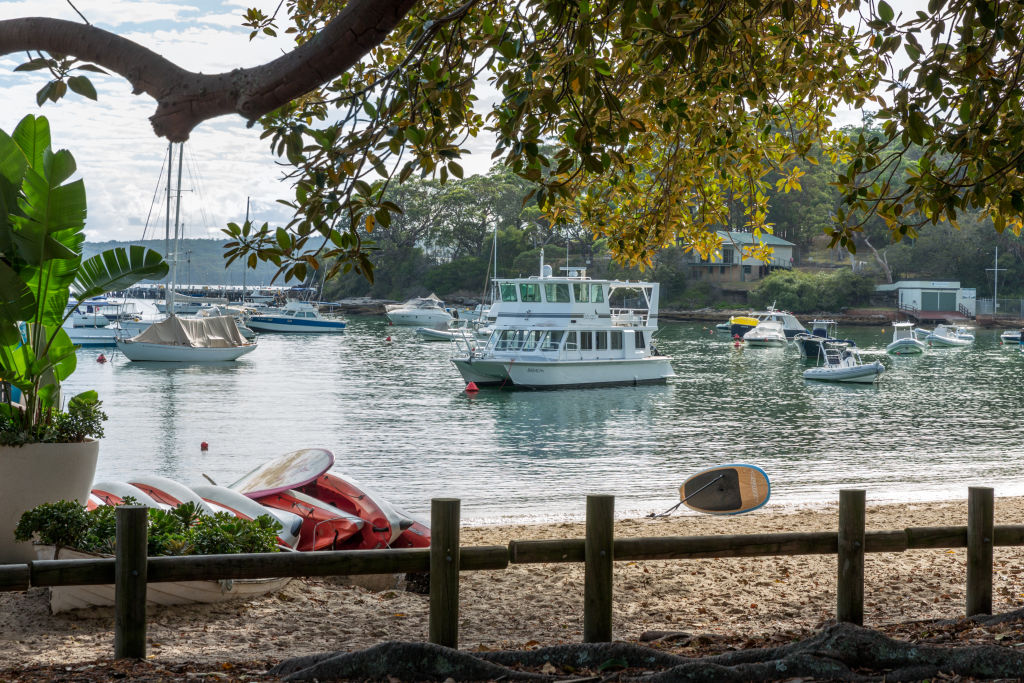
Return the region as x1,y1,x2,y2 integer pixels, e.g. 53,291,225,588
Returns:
168,142,185,317
165,141,172,314
242,197,249,305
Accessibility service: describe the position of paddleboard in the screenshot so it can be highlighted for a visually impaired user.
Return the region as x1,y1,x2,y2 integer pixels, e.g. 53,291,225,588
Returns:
679,464,770,515
228,448,335,498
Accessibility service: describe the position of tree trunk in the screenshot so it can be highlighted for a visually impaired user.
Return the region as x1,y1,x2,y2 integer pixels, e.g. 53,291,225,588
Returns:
861,236,893,283
0,0,418,140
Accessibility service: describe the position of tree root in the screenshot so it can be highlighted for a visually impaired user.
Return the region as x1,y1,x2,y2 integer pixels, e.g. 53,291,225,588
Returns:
271,621,1024,681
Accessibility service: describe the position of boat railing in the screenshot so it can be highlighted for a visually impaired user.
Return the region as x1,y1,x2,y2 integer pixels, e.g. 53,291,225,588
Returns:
609,308,648,327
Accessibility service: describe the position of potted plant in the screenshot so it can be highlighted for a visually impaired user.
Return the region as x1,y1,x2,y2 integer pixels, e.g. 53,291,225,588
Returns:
0,114,168,563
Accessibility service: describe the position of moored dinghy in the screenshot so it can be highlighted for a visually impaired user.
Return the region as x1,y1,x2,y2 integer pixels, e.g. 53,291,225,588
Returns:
886,321,927,355
803,339,885,383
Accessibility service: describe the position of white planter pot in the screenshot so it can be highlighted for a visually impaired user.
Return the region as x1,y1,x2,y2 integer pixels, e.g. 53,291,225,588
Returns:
0,440,99,564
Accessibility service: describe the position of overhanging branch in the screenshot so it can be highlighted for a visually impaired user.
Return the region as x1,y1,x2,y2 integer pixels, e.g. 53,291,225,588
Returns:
0,0,418,141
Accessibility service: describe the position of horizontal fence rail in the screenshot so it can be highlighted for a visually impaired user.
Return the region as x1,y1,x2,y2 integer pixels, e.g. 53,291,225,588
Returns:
0,488,1015,660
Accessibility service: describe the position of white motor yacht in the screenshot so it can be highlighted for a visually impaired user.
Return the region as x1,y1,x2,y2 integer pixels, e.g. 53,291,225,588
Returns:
742,320,788,347
385,294,454,326
728,305,807,340
450,257,674,389
886,321,927,355
245,301,346,333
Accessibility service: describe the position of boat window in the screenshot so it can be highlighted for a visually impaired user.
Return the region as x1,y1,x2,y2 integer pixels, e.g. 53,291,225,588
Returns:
500,283,518,302
544,283,571,303
590,284,605,303
610,331,622,350
565,330,578,350
572,283,589,303
634,330,646,349
522,330,543,351
595,331,608,350
543,331,564,351
519,283,542,302
580,331,593,350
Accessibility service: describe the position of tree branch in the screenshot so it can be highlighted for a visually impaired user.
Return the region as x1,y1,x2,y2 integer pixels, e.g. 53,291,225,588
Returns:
0,0,418,141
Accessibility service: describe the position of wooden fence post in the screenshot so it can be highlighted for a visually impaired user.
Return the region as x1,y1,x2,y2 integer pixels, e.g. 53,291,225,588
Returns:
837,489,865,625
967,486,994,616
429,498,460,648
114,505,148,659
584,494,614,643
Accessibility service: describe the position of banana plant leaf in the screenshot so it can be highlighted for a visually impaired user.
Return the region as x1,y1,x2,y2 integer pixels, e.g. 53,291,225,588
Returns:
72,246,169,302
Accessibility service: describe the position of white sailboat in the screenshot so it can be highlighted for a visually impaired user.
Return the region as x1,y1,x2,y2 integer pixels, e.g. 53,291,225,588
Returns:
116,142,257,362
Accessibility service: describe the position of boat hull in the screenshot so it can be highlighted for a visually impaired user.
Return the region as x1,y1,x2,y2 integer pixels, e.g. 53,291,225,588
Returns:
452,356,674,389
803,361,885,383
926,336,971,347
245,318,346,333
386,311,453,326
40,547,290,613
886,339,926,355
114,338,257,361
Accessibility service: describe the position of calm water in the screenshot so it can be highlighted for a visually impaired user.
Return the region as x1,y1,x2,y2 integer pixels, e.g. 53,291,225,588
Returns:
63,314,1024,525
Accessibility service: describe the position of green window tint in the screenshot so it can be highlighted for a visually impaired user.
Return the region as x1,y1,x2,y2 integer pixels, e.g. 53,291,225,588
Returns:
565,331,578,349
595,331,608,350
522,330,543,351
520,283,542,302
500,283,518,302
610,331,622,350
573,283,589,303
544,282,571,302
580,331,593,350
634,330,645,349
590,284,605,302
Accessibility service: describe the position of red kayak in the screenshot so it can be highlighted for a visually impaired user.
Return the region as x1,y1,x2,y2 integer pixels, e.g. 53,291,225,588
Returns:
252,488,365,551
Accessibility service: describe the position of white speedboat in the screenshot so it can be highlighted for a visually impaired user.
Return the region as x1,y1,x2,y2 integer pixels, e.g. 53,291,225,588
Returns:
886,321,927,355
728,305,806,339
742,320,788,347
803,341,885,383
385,294,454,326
926,324,974,347
245,301,346,333
450,256,674,388
415,322,475,342
1000,329,1021,344
115,314,257,361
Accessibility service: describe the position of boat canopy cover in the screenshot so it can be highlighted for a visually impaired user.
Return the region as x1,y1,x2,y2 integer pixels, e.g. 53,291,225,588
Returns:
131,315,247,348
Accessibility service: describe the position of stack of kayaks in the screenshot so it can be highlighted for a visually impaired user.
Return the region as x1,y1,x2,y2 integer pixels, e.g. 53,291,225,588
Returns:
56,449,430,613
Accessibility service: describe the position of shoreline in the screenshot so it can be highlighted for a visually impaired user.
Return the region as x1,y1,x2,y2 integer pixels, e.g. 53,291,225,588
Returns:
3,495,1024,670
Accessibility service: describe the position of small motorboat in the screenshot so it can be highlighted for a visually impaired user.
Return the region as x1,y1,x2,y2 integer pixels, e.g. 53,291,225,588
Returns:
1000,329,1022,345
886,321,927,355
794,319,857,359
803,341,885,383
926,324,974,347
245,300,346,333
742,320,788,347
415,321,477,342
385,294,454,326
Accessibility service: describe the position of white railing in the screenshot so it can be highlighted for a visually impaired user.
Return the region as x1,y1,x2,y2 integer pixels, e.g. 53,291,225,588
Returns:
609,308,648,326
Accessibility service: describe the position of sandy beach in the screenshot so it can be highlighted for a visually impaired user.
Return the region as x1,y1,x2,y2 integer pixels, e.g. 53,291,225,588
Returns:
2,496,1024,672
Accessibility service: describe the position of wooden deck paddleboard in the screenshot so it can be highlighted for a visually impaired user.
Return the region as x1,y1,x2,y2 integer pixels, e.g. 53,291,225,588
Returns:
228,448,335,498
679,464,770,515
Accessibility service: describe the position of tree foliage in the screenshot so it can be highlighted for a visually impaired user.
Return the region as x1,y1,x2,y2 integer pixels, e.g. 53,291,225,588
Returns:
3,0,1024,283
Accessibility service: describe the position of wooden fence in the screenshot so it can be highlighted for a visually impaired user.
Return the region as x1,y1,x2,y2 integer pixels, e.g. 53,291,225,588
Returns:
0,488,1018,660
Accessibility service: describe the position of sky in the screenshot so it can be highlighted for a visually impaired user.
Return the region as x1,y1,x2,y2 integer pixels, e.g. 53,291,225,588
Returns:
0,0,920,244
0,0,499,244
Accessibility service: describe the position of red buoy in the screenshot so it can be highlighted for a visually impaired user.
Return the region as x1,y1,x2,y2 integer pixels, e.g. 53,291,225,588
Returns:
200,441,209,451
385,336,392,342
96,353,107,363
465,382,479,393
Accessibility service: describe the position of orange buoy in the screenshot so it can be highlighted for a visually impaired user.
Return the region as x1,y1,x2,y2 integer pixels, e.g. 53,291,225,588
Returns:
96,353,107,363
465,382,479,393
200,441,209,451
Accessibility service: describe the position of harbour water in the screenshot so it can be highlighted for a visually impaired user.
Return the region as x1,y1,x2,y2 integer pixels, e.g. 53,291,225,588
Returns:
64,315,1024,525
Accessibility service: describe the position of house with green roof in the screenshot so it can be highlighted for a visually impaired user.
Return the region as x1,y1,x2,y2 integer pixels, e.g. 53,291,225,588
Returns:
687,230,795,283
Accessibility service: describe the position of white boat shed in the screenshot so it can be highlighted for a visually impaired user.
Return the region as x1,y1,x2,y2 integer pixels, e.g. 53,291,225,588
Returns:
875,280,976,317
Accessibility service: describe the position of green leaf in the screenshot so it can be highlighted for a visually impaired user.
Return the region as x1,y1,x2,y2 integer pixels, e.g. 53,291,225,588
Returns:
71,246,169,302
878,1,894,22
0,262,36,345
14,58,51,72
67,76,98,101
